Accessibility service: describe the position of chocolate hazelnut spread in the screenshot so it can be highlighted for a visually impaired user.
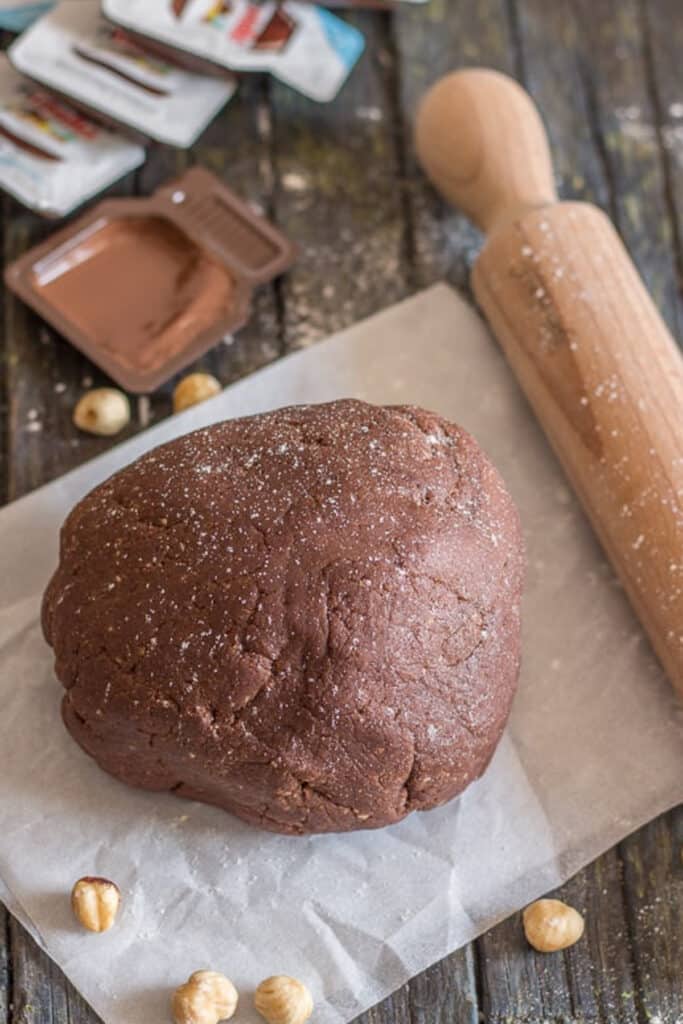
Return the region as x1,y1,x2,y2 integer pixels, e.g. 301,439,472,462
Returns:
5,167,296,392
34,217,234,374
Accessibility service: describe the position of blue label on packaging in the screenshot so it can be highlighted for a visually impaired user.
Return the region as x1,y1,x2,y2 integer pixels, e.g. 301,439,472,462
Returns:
0,3,53,32
316,6,365,69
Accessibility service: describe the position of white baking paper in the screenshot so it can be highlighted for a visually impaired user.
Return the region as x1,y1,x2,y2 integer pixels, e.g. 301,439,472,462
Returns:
1,285,682,1024
10,1,236,147
103,0,365,104
0,54,144,216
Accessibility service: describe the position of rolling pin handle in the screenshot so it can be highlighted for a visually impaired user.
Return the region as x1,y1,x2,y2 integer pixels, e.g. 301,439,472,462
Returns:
415,69,558,234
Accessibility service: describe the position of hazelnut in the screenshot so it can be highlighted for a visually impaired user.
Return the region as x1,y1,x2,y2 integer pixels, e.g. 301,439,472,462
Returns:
172,971,238,1024
523,898,585,953
173,373,222,413
254,976,313,1024
71,877,120,933
73,388,130,436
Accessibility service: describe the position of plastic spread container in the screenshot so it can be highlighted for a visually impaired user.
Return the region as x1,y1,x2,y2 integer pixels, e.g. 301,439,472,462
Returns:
6,166,296,392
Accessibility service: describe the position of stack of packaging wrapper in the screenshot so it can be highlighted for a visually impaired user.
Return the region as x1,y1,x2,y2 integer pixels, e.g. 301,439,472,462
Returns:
0,0,427,216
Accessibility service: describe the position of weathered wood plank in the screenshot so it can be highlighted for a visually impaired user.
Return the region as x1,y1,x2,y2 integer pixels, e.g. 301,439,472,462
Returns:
60,979,95,1024
269,12,411,350
10,916,55,1024
0,202,9,509
10,916,102,1024
354,945,479,1024
476,852,645,1024
407,946,478,1024
0,33,18,503
0,903,8,1024
360,986,411,1024
620,807,683,1024
394,0,516,292
570,0,683,341
514,0,612,208
639,0,683,331
477,908,574,1024
561,853,639,1023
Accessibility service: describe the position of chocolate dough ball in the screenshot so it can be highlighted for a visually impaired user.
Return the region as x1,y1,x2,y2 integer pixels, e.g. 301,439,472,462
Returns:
43,400,524,835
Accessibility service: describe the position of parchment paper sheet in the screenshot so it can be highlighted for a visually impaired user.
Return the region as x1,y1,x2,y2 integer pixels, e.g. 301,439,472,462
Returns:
1,284,682,1024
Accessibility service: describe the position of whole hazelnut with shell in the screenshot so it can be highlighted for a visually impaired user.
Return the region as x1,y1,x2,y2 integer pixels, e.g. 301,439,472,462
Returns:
172,970,238,1024
173,373,222,413
73,388,130,437
254,976,313,1024
523,898,585,953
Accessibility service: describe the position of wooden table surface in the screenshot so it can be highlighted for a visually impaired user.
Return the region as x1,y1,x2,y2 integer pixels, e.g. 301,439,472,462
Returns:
1,1,682,1022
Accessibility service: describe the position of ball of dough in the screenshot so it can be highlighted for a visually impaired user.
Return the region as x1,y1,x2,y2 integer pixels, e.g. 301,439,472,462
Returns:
43,400,524,835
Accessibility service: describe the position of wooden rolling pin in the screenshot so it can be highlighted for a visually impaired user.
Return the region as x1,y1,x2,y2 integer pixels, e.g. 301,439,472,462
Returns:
415,69,683,699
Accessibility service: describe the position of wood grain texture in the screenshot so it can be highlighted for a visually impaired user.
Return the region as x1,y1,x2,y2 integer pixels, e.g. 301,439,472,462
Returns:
572,0,683,340
9,917,94,1024
0,3,681,1024
514,0,613,209
269,12,411,350
0,904,8,1024
621,811,683,1024
394,0,516,292
640,0,683,296
406,946,478,1024
479,850,641,1024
